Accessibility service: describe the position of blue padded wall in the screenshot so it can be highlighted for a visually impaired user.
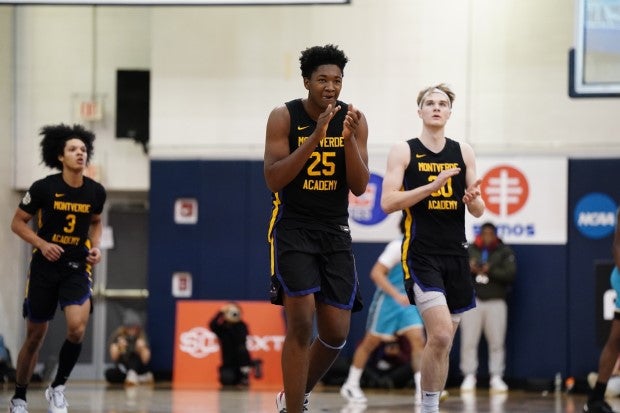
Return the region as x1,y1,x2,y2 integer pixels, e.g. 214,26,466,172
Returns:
147,158,620,383
147,160,272,371
567,159,620,377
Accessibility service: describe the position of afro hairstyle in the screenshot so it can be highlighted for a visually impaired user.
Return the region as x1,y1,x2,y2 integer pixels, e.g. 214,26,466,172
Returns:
39,123,95,171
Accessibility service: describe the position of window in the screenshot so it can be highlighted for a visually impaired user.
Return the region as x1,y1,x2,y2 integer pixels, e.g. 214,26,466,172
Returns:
571,0,620,96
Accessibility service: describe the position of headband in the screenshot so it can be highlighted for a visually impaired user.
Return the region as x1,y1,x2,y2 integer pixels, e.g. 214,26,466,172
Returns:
419,88,451,109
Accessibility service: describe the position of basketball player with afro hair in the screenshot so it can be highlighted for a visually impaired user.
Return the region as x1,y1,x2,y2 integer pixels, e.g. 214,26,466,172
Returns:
9,123,106,413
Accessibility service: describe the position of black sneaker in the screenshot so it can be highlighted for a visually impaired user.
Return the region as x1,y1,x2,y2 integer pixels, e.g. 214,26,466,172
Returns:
584,400,617,413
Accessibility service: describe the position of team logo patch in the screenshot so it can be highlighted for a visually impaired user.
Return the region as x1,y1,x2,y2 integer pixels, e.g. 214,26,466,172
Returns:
22,191,31,205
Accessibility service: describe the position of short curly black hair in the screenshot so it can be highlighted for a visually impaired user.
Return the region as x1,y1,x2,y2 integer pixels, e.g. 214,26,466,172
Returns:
480,222,498,234
299,44,348,79
39,123,95,170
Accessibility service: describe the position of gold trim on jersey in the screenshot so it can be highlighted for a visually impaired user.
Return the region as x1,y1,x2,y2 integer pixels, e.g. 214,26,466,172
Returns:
84,238,94,281
267,193,282,275
25,266,31,298
401,209,414,281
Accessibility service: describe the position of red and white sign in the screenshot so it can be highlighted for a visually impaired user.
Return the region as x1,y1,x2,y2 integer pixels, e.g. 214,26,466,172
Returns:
72,94,104,122
174,198,198,224
172,272,193,298
481,165,529,216
79,100,103,121
466,157,567,244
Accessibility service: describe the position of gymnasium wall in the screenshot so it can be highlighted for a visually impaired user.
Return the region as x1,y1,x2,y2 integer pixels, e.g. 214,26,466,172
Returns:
148,158,620,383
0,8,22,355
9,1,620,192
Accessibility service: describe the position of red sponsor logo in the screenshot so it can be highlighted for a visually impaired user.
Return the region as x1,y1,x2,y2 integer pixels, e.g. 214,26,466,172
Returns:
481,165,529,216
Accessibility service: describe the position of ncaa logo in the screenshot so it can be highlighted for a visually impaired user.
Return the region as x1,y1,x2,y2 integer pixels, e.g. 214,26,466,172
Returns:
480,165,529,217
574,192,617,239
349,173,388,225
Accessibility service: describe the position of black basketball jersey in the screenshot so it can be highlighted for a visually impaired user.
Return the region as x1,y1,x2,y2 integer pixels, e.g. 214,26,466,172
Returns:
19,173,107,259
403,137,468,256
270,98,350,228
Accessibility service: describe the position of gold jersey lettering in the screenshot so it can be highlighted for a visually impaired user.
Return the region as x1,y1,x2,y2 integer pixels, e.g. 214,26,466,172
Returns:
427,199,459,210
53,201,91,213
297,136,345,148
319,137,344,148
52,233,81,245
302,179,338,191
418,162,460,173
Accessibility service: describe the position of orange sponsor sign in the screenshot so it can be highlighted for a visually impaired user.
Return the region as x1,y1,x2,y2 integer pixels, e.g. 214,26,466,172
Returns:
173,300,285,389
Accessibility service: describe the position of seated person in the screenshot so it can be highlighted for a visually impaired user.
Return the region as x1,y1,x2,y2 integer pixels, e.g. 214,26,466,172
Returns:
209,302,262,386
361,337,413,390
105,310,153,385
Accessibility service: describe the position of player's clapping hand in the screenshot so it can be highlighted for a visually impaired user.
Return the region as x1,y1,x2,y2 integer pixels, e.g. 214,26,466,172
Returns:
462,179,482,205
343,103,361,140
316,103,341,138
432,168,461,193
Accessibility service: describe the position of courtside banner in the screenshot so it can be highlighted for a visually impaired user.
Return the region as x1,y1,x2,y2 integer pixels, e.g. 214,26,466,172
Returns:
348,154,567,245
173,300,285,389
465,157,568,244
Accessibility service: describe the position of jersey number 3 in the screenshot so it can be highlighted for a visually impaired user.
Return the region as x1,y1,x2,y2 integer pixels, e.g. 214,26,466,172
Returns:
63,214,77,233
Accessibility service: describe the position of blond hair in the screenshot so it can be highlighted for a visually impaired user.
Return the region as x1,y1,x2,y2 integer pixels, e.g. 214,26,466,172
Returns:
417,83,455,109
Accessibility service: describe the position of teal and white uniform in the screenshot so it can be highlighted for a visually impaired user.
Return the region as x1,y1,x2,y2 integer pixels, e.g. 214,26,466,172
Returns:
366,238,423,338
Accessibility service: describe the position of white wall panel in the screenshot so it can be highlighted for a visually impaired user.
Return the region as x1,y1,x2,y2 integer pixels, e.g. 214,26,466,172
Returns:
10,0,620,185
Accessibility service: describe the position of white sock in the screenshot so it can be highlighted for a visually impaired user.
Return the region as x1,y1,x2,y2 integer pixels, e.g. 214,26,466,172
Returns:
414,371,421,393
607,376,620,397
421,390,440,413
345,366,363,386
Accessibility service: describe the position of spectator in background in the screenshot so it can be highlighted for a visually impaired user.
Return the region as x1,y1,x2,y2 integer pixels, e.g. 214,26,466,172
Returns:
583,207,620,413
460,222,516,393
361,338,415,390
105,309,153,386
209,302,262,387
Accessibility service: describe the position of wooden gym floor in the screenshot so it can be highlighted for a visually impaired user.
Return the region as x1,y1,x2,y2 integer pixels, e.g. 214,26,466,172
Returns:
0,381,612,412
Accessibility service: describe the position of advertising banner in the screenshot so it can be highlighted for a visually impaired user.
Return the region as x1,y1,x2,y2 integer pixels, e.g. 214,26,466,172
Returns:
348,153,568,245
466,157,568,244
173,300,285,389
